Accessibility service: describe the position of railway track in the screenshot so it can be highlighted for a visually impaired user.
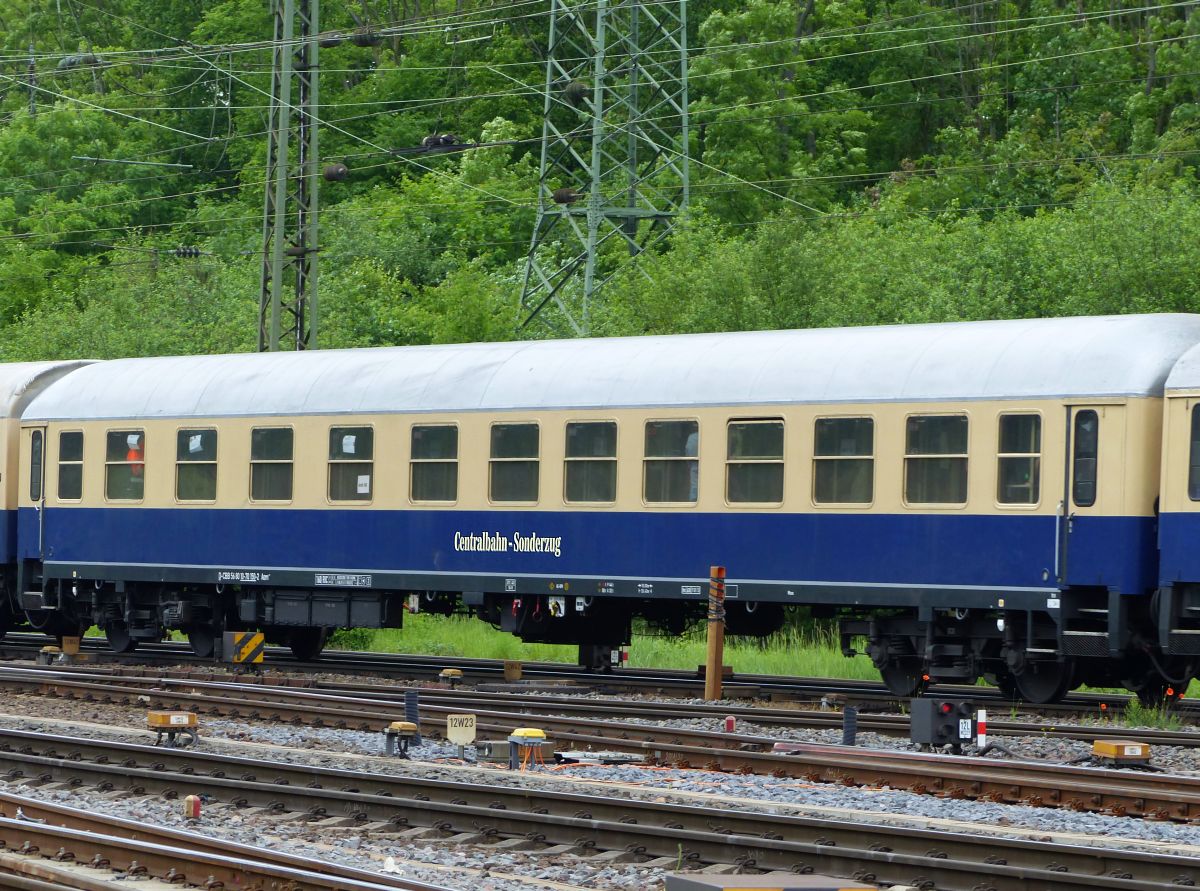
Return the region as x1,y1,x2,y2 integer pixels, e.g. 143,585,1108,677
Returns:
0,632,1178,719
2,665,1200,820
0,787,449,890
7,661,1200,751
0,726,1193,890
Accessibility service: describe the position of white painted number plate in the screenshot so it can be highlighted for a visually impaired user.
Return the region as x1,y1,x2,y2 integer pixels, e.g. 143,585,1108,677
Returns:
958,719,972,739
1124,745,1143,756
170,714,190,726
447,714,477,746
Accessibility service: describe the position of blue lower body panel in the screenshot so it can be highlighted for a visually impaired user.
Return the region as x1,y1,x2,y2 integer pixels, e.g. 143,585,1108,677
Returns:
1158,512,1200,585
19,506,1158,603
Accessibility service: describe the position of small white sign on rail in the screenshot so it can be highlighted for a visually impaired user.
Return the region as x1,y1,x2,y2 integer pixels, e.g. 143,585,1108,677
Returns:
447,714,477,746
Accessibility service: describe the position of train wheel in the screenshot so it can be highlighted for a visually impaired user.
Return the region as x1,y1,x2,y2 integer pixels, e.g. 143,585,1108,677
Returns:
187,625,217,659
289,627,327,661
878,661,928,697
985,669,1020,701
1013,660,1072,704
103,622,137,654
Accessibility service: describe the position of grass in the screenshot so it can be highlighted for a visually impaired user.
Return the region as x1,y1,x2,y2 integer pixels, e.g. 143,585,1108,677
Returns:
1119,700,1184,730
329,614,882,680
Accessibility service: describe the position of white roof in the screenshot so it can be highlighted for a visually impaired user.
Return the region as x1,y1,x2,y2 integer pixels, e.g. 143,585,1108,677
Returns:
1165,340,1200,391
0,361,92,418
22,315,1200,421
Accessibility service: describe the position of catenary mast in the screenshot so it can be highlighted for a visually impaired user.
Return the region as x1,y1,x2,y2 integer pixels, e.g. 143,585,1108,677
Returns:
519,0,690,335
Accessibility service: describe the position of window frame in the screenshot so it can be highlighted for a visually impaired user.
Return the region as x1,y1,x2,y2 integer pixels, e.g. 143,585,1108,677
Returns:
488,421,541,505
29,429,43,503
410,423,459,505
811,415,875,508
564,420,618,505
104,428,146,503
903,413,970,508
175,427,219,504
724,417,785,507
1189,404,1200,503
56,429,84,503
250,425,295,504
642,418,700,506
1072,408,1099,509
327,425,375,504
995,411,1042,509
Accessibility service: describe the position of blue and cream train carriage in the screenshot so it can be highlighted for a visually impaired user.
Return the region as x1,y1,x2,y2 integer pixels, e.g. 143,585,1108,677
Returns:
10,314,1200,702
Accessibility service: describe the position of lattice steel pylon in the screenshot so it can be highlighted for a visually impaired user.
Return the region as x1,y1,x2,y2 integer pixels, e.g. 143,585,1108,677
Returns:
259,0,319,351
519,0,689,335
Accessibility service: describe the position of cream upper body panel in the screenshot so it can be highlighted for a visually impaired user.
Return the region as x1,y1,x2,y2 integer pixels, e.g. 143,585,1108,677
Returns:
22,396,1162,518
1,361,92,511
1161,393,1200,513
1161,341,1200,513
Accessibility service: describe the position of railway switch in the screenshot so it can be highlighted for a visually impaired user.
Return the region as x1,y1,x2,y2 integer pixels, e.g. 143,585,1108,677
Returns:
508,727,548,770
384,721,418,758
1092,739,1151,764
910,698,976,752
148,711,199,748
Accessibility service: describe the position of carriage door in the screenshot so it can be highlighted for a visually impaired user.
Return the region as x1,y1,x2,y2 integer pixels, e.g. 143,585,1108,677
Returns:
1059,404,1119,588
27,427,46,559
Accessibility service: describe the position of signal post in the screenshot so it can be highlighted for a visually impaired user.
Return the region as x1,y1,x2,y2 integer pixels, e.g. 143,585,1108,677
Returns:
704,566,726,701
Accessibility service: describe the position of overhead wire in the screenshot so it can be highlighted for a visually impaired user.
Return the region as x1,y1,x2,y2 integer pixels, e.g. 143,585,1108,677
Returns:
3,0,1194,253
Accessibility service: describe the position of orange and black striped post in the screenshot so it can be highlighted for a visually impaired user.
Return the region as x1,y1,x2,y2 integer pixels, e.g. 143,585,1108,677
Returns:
704,565,726,701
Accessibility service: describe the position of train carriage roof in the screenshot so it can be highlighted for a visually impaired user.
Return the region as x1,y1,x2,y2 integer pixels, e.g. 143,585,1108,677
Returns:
0,361,92,418
1165,339,1200,391
22,315,1200,421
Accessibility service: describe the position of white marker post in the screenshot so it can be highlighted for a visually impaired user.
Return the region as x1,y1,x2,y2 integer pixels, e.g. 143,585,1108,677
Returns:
977,708,987,750
447,713,477,760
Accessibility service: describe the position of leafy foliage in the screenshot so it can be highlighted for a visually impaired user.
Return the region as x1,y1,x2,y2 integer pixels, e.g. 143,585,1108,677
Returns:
0,0,1199,358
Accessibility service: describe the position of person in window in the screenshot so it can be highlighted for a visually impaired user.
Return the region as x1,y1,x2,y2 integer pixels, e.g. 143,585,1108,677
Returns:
126,434,144,489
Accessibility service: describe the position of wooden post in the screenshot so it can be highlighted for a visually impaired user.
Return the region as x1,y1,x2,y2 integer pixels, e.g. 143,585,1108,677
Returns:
704,565,726,701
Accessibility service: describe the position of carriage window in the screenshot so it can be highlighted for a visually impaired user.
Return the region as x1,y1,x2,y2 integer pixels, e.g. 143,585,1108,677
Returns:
565,421,616,503
644,420,698,503
329,427,373,501
176,429,218,501
997,414,1041,505
251,427,293,502
411,425,458,502
58,431,83,501
1073,410,1099,508
29,430,42,502
1190,406,1200,501
105,430,145,501
814,417,874,504
905,415,968,504
726,419,783,503
490,423,539,502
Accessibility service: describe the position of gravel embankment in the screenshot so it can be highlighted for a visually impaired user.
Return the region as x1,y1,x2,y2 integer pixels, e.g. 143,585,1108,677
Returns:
4,677,1200,891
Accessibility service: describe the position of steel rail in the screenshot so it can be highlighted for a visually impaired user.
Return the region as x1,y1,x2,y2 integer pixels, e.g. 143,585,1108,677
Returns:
0,788,450,891
0,632,1170,716
4,666,1200,818
0,727,1192,890
0,812,446,891
5,664,1196,749
2,666,1200,820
